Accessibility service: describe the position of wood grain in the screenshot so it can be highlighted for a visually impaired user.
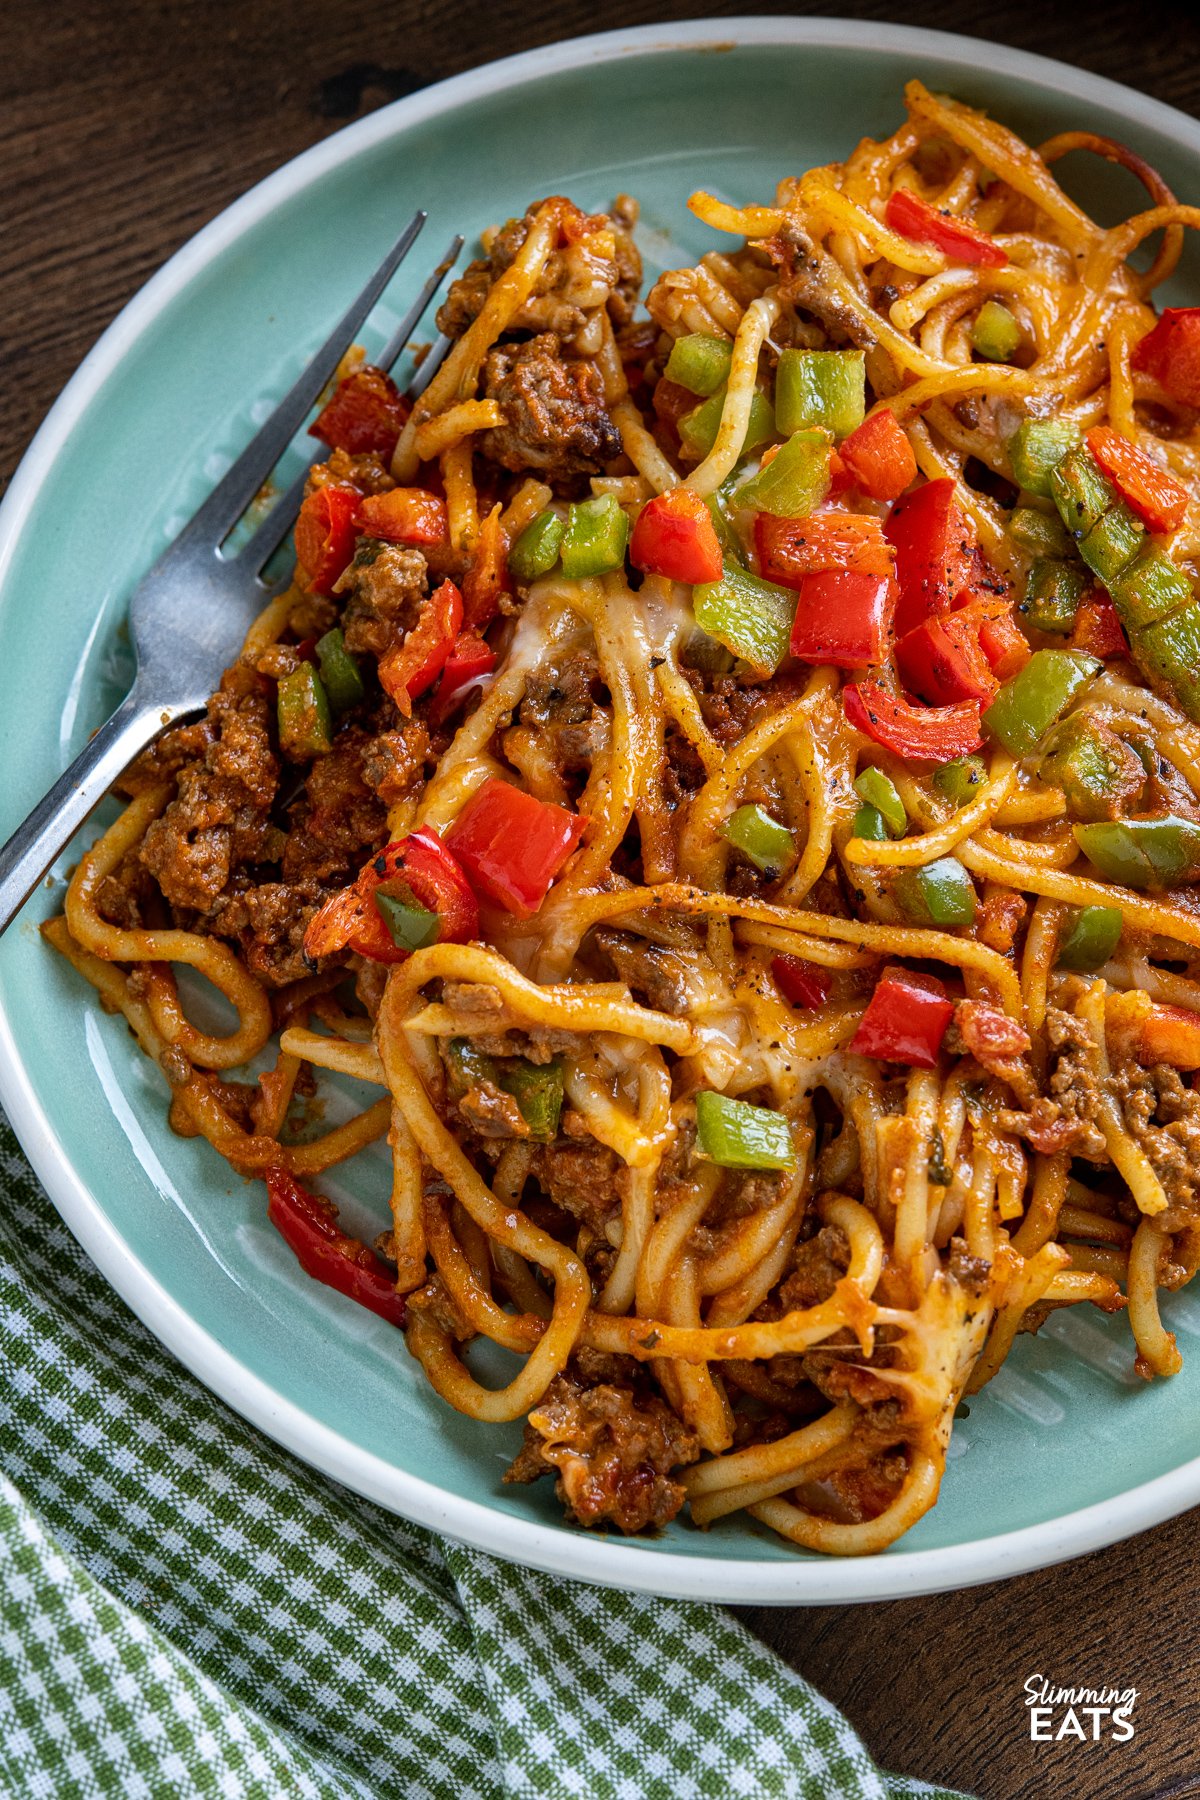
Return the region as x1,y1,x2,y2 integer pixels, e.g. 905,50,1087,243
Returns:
6,3,1200,1795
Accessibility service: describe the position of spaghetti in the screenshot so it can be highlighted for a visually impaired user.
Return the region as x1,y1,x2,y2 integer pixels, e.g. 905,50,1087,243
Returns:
48,81,1200,1553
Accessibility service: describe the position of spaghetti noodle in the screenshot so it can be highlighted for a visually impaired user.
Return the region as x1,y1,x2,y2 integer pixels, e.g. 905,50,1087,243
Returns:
47,81,1200,1553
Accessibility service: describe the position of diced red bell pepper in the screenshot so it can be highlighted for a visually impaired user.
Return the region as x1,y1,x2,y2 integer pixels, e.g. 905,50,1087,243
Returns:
1069,591,1128,660
295,484,359,595
429,631,497,728
304,825,479,965
462,503,510,629
977,606,1031,680
630,486,723,585
849,967,954,1066
309,366,410,458
827,449,855,498
884,189,1007,268
771,955,832,1009
265,1167,406,1326
755,509,894,585
789,569,894,669
1085,426,1189,536
843,680,984,760
378,579,463,717
1130,307,1200,408
356,488,449,546
445,777,588,918
838,409,918,503
896,601,1003,706
885,478,982,636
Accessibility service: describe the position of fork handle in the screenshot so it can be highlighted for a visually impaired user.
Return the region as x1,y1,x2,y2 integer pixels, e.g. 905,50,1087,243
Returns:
0,691,184,937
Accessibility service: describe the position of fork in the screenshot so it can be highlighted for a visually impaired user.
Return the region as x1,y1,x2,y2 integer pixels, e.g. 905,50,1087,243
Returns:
0,211,463,937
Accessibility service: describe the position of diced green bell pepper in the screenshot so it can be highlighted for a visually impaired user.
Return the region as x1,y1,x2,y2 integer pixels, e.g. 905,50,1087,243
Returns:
722,803,796,876
933,754,987,808
1078,502,1144,585
852,803,888,841
678,386,775,462
374,891,441,951
774,349,866,440
499,1058,564,1143
733,430,832,519
1008,505,1074,560
444,1037,498,1099
894,857,977,926
1056,904,1123,971
1136,603,1200,723
315,628,365,713
277,662,332,759
1038,713,1144,822
1021,559,1090,636
692,561,797,674
1074,816,1200,888
681,629,736,675
664,332,734,397
705,490,741,559
983,649,1101,756
853,766,907,836
1107,545,1193,629
695,1091,796,1170
1008,419,1081,498
560,494,629,579
1050,445,1115,540
972,301,1021,362
509,508,565,581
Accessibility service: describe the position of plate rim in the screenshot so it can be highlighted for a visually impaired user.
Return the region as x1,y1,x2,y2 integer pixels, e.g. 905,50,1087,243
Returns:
5,13,1200,1604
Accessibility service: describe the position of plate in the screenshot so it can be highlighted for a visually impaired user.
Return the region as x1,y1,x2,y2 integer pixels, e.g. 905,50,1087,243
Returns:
4,17,1200,1605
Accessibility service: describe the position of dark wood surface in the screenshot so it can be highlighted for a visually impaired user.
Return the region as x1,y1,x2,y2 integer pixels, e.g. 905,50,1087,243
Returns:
6,4,1200,1796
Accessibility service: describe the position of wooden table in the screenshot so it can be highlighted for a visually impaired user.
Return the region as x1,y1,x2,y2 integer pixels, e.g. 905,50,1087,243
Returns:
6,4,1200,1795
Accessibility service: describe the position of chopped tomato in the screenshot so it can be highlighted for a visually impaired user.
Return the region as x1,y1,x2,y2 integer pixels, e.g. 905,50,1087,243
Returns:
955,999,1031,1061
266,1168,406,1326
896,602,1001,706
303,826,479,966
771,955,832,1009
429,631,497,728
885,478,984,636
445,778,588,918
850,967,954,1066
309,366,410,457
1130,307,1200,408
789,569,894,669
462,503,510,629
1069,591,1128,660
630,486,723,585
755,510,894,585
295,484,359,595
378,579,463,717
838,409,917,503
977,607,1031,680
843,680,984,760
1085,426,1189,535
356,488,448,546
884,189,1007,268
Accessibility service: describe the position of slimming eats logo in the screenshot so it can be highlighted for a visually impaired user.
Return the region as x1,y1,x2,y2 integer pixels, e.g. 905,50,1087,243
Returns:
1024,1675,1138,1741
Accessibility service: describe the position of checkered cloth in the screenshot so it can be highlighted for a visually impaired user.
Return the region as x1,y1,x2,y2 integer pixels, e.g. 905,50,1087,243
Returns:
0,1119,969,1798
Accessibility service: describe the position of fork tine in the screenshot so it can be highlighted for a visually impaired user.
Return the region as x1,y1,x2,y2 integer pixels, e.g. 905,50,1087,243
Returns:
408,333,453,402
181,210,427,548
236,238,465,577
376,234,464,372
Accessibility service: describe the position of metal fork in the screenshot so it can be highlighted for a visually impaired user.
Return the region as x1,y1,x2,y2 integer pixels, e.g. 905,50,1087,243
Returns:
0,212,463,936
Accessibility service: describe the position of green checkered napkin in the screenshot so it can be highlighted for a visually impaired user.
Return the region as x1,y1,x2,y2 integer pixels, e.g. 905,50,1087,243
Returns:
0,1118,969,1799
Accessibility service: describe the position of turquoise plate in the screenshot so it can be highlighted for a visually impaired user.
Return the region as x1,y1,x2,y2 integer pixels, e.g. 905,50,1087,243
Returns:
3,18,1200,1603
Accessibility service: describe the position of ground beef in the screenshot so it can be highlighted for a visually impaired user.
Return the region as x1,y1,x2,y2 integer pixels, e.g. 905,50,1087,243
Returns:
139,668,278,916
360,719,430,806
437,200,641,342
504,1356,698,1533
776,1225,850,1312
510,648,608,781
458,1081,531,1140
998,1006,1108,1159
1114,1062,1200,1219
687,671,771,745
210,879,327,988
663,721,707,807
481,333,621,479
333,543,428,658
528,1142,621,1233
280,728,387,888
592,928,694,1014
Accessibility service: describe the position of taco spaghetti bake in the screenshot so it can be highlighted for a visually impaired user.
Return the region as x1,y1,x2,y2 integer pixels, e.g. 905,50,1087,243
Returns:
48,80,1200,1555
